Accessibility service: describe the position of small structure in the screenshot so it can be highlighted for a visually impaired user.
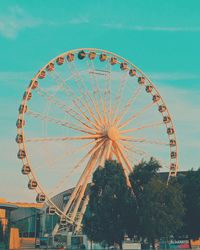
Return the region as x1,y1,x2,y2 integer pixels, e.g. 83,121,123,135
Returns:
0,198,43,249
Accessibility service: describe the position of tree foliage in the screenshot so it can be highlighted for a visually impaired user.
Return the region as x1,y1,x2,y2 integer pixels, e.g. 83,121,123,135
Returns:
129,158,184,248
83,158,187,249
177,168,200,239
137,178,184,246
83,160,137,248
129,157,161,196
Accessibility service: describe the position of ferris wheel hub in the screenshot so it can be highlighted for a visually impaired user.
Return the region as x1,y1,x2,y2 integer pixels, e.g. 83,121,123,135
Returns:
107,126,120,141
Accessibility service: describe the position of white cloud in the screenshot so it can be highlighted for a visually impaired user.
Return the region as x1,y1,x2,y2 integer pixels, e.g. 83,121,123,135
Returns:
0,6,90,39
0,6,42,38
149,72,200,81
156,84,200,170
102,23,200,32
68,16,89,25
0,71,33,82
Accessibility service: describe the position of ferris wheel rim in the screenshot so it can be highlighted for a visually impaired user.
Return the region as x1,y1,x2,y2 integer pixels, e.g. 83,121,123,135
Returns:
16,47,178,225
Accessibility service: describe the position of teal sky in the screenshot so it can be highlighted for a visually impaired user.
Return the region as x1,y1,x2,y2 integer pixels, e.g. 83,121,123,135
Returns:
0,0,200,201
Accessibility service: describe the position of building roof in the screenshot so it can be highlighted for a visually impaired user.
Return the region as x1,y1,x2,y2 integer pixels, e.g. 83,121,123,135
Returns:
0,198,43,209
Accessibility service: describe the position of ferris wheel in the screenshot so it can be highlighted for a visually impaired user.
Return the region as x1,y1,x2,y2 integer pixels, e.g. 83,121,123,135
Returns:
16,48,178,234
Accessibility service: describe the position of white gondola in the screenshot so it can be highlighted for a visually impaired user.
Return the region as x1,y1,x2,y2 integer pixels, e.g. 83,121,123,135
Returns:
170,139,176,146
28,179,37,189
129,69,136,76
110,57,117,65
88,51,96,60
23,91,32,101
47,206,56,215
171,152,177,158
170,163,176,171
19,105,27,114
60,216,67,225
152,94,160,103
167,128,174,135
146,85,153,93
67,53,74,62
17,150,26,159
158,105,166,113
56,57,65,65
99,54,107,61
16,119,25,128
16,134,23,143
138,76,145,84
78,50,86,60
120,62,129,71
38,70,46,79
36,193,45,203
21,165,31,175
163,116,171,124
29,80,38,89
46,62,55,71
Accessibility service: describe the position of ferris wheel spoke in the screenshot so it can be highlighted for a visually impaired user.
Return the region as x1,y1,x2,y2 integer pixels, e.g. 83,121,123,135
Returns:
98,140,109,167
102,60,112,126
120,121,163,134
35,87,98,131
36,138,98,173
112,142,132,188
122,141,151,157
111,71,129,125
26,134,102,143
122,140,170,170
63,140,104,215
47,70,81,107
48,69,100,129
69,148,101,223
85,59,104,125
120,136,169,146
114,141,133,173
55,81,101,129
84,92,104,128
49,69,83,107
27,110,97,135
114,85,143,126
47,138,104,196
66,60,101,122
87,59,107,123
124,151,142,167
102,61,113,126
106,140,113,160
71,96,102,130
118,102,155,129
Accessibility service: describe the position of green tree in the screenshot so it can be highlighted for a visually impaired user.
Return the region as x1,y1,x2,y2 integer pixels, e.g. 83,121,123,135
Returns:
83,160,137,249
129,158,184,248
177,168,200,239
137,178,184,248
129,157,161,196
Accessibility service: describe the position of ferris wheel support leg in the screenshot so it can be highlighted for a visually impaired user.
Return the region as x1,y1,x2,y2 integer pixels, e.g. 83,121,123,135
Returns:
106,140,112,161
52,141,104,236
115,142,133,173
74,195,89,234
99,141,109,167
69,149,100,223
113,143,132,188
62,140,105,216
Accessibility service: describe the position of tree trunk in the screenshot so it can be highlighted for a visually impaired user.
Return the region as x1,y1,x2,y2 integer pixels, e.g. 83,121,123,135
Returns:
151,238,155,250
119,241,123,250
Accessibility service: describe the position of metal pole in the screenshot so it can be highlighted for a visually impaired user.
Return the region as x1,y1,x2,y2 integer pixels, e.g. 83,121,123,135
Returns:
34,209,37,247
